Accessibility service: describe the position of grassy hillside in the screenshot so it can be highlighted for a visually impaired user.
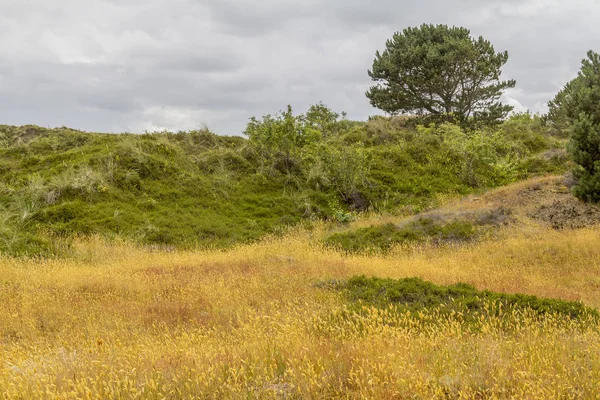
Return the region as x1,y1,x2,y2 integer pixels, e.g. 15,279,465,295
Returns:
323,175,600,254
0,111,565,256
2,183,600,397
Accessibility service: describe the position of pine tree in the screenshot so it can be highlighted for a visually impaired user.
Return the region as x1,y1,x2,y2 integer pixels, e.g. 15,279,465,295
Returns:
366,24,516,127
559,51,600,202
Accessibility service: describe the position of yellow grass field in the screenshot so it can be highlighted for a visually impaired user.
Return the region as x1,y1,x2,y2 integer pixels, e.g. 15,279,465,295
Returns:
2,219,600,399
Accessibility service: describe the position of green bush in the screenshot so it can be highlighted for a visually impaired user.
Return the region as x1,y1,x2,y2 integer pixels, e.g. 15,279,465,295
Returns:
310,142,372,206
244,105,321,174
417,123,524,187
324,217,478,254
500,112,554,153
336,275,597,321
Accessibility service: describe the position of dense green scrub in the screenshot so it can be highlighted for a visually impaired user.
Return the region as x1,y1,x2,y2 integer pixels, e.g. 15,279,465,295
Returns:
328,275,597,322
0,110,565,256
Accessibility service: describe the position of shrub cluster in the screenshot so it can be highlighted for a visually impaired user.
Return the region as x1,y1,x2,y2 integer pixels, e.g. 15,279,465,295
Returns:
323,218,479,254
337,275,598,321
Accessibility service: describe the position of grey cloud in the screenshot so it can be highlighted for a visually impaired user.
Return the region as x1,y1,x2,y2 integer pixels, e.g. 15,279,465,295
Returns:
1,0,600,134
204,0,322,36
77,90,139,113
155,54,243,73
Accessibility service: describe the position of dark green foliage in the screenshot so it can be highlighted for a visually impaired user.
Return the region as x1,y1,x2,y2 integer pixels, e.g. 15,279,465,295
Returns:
339,276,597,320
323,218,478,254
546,80,578,136
571,117,600,202
366,24,515,126
547,52,600,127
550,51,600,202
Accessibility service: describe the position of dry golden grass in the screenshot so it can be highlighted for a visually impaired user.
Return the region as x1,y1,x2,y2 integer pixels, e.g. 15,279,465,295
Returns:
2,219,600,399
1,178,599,399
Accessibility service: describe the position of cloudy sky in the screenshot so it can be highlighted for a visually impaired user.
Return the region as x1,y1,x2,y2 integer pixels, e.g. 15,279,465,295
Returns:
1,0,598,135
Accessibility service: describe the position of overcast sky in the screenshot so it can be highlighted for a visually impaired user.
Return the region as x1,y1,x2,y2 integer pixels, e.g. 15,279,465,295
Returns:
1,0,599,135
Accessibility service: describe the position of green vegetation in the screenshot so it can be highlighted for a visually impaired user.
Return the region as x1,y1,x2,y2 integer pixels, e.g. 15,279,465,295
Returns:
323,204,516,254
547,51,600,202
0,109,562,257
0,126,304,256
334,275,598,321
367,24,516,127
324,218,480,254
